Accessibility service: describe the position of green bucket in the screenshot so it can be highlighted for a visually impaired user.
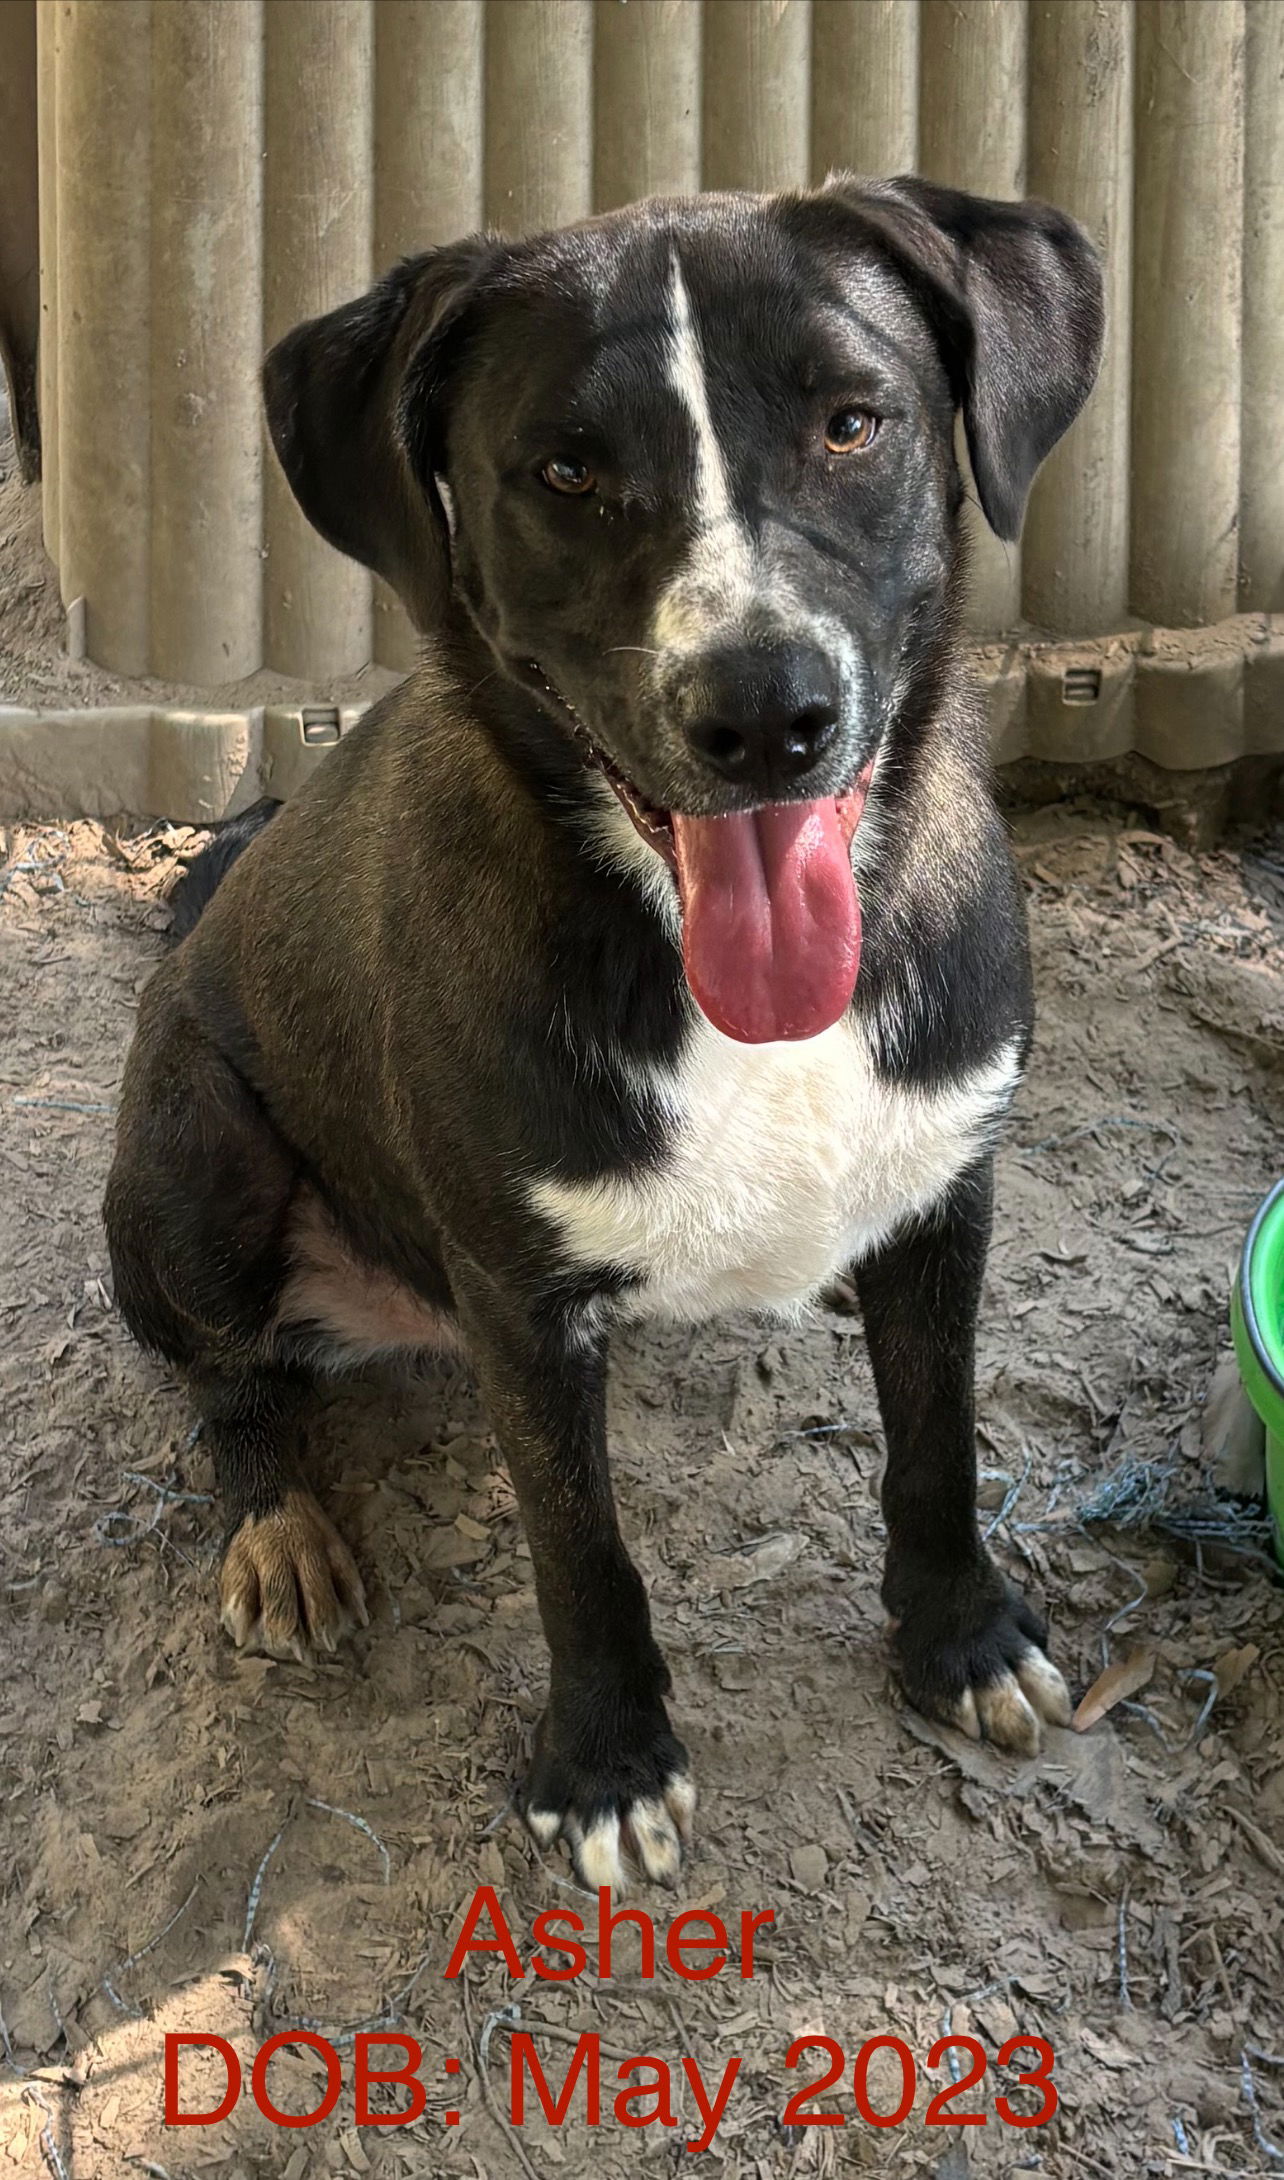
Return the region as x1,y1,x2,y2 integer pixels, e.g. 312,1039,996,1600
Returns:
1231,1176,1284,1566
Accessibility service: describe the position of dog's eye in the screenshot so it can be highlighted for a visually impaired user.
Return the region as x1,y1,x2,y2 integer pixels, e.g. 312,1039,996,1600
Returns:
540,457,596,496
824,409,879,455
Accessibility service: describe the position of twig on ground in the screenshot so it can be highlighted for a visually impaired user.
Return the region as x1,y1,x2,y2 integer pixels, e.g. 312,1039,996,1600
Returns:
22,2086,70,2180
1207,1927,1236,2014
479,1789,516,1839
981,1445,1032,1542
13,1097,114,1115
1226,1807,1284,1880
243,1827,287,1950
466,1980,541,2180
304,1797,391,1884
102,1879,200,2016
1018,1115,1181,1158
265,2001,402,2052
122,1471,210,1506
1183,1668,1221,1745
94,1468,212,1556
1241,2047,1284,2164
1116,1700,1172,1750
1117,1886,1132,2010
0,1999,27,2074
484,2010,644,2070
238,1801,400,2043
937,1979,1009,2084
1064,1452,1277,1572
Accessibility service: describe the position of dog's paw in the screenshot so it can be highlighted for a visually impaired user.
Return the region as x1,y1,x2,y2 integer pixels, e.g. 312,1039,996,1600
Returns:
890,1564,1071,1759
938,1642,1072,1756
220,1489,368,1661
519,1709,695,1891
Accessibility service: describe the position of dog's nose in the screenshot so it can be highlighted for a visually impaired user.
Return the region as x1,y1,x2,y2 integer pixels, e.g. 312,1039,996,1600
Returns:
680,644,841,791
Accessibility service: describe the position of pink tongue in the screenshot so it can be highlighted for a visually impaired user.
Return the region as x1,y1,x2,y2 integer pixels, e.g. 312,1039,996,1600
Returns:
671,798,861,1043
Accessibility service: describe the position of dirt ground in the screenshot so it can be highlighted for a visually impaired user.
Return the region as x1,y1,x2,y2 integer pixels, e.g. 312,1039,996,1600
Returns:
0,796,1282,2180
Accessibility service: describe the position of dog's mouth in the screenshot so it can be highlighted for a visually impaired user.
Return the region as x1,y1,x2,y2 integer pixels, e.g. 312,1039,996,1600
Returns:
525,663,873,1045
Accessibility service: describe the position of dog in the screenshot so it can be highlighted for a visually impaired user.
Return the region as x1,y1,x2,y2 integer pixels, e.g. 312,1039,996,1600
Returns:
105,175,1102,1891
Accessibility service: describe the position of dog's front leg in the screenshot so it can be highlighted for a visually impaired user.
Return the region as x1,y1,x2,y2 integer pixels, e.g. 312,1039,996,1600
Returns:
451,1267,693,1889
855,1157,1072,1755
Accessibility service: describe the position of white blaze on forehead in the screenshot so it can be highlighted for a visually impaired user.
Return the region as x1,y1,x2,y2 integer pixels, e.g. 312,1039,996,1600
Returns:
656,250,759,647
666,252,734,527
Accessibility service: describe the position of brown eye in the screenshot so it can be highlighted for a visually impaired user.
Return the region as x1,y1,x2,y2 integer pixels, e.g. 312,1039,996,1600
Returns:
824,409,879,455
541,456,596,496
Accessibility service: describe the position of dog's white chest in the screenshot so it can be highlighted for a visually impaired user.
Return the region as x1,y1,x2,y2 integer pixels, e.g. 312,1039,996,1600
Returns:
532,1018,1020,1323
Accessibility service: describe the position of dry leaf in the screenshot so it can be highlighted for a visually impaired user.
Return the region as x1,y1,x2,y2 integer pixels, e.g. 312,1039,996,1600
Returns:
707,1530,807,1588
1072,1646,1156,1733
1227,1806,1284,1878
1213,1644,1260,1700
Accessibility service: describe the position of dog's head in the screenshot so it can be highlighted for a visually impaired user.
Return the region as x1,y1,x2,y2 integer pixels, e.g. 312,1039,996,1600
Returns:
265,178,1101,1042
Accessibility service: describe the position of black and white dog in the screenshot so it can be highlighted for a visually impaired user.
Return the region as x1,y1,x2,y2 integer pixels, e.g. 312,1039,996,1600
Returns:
105,176,1102,1890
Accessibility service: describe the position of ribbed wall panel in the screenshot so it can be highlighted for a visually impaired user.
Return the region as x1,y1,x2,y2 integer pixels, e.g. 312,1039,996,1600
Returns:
372,0,485,670
593,0,702,210
919,0,1027,634
150,1,264,683
702,0,812,193
0,1,40,479
34,0,59,574
1131,0,1245,630
811,0,918,178
262,0,374,680
56,1,153,674
375,0,485,258
1241,0,1284,616
29,0,1283,772
1023,0,1133,635
484,0,593,231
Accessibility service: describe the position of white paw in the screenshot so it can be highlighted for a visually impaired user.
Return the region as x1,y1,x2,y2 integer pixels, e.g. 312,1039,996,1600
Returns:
949,1645,1072,1758
528,1773,696,1892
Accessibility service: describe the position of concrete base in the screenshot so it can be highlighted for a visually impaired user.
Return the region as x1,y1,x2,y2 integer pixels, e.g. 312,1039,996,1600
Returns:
0,702,371,826
2,613,1282,836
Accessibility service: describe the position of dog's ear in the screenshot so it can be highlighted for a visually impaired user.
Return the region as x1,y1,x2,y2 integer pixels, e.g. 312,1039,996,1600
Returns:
262,238,498,631
810,175,1104,541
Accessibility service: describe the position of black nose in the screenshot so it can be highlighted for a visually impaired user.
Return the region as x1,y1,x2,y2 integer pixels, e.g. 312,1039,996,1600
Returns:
680,643,842,792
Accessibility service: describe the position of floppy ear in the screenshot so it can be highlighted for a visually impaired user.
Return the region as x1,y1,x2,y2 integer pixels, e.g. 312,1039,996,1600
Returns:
262,237,497,632
813,175,1104,541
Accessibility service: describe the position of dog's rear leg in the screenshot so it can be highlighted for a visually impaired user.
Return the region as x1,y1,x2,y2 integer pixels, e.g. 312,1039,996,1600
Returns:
105,997,366,1658
202,1366,368,1660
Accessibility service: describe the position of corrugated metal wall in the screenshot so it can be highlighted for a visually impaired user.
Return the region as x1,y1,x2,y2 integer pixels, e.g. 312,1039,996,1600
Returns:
33,0,1284,768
